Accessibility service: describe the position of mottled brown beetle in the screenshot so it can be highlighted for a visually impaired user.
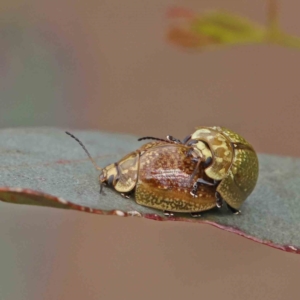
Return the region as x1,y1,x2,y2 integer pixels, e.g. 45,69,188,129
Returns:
66,126,258,217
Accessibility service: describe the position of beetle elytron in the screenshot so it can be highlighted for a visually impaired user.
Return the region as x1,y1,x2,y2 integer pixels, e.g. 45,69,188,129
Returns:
66,126,259,217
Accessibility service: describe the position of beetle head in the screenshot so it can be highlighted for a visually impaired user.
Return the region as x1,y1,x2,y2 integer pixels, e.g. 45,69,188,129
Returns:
99,163,118,187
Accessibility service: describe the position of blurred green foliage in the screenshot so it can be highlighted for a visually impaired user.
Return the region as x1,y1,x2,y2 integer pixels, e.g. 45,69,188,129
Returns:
166,1,300,51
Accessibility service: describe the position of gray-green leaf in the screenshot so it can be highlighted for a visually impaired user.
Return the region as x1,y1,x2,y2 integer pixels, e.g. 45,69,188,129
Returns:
0,128,299,254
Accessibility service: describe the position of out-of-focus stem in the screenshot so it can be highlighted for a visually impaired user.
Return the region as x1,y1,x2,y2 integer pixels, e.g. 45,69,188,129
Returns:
267,0,280,34
264,0,300,49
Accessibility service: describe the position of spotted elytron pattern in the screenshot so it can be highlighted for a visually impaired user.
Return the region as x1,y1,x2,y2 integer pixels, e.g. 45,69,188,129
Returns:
135,184,216,212
139,144,196,191
217,145,259,209
217,126,252,147
136,143,216,212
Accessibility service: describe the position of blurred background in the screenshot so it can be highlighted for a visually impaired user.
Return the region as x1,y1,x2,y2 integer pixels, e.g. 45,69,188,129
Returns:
0,0,300,299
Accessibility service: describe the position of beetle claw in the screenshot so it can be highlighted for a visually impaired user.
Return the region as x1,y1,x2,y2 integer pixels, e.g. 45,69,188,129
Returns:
163,210,175,217
121,193,130,199
190,178,216,198
190,191,198,198
191,181,199,196
190,212,202,218
190,182,199,197
215,191,223,208
99,184,106,195
227,204,241,215
166,135,182,144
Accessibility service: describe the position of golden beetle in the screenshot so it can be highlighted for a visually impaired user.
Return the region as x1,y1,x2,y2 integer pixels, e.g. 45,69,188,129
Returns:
66,126,259,217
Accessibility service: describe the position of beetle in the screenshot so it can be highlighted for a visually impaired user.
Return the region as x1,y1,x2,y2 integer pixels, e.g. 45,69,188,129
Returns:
163,126,259,214
66,126,258,217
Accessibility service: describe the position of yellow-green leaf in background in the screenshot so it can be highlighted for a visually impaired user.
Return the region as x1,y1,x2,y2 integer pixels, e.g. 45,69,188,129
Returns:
166,7,266,50
190,10,266,46
166,5,300,51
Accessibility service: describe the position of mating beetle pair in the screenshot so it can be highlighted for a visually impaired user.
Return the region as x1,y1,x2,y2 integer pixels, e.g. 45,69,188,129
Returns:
67,126,259,217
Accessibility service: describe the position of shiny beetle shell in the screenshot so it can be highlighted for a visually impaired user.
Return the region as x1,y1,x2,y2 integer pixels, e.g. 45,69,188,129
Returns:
66,126,259,215
185,126,259,210
135,142,218,212
100,141,217,213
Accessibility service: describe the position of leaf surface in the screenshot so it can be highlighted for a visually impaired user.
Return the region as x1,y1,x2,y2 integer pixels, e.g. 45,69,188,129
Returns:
0,128,299,254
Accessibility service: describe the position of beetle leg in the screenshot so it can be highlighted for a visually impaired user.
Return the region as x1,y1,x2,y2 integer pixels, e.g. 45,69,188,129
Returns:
185,147,195,158
163,210,175,217
190,184,198,198
190,178,217,198
186,139,199,146
182,134,191,144
215,191,223,208
99,183,106,195
190,212,202,218
227,204,241,215
197,178,217,186
120,193,130,199
166,135,182,144
189,156,214,195
188,158,202,186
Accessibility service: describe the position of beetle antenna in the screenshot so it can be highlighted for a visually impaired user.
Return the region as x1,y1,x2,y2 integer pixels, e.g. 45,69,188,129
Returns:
138,136,169,142
65,131,102,171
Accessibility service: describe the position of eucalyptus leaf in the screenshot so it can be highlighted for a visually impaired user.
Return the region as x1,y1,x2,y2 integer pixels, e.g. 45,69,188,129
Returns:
0,128,299,254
